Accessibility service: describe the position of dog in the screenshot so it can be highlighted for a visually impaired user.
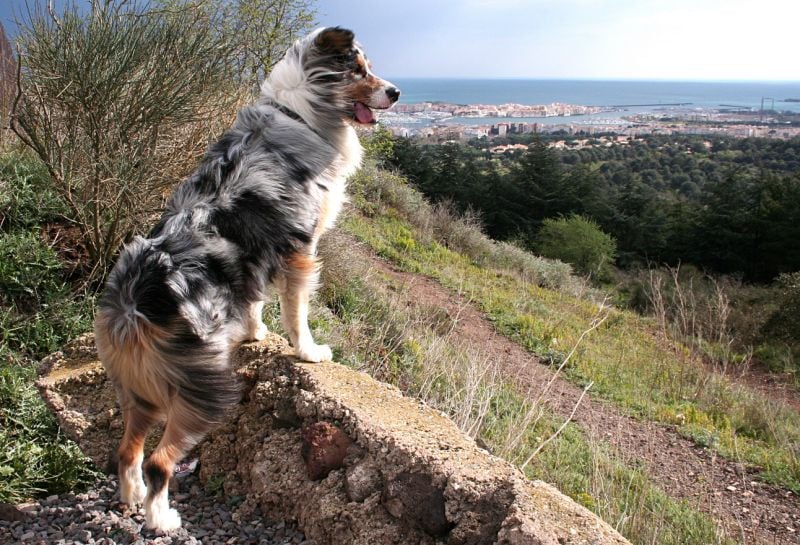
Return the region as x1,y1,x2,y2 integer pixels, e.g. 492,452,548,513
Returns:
94,27,399,532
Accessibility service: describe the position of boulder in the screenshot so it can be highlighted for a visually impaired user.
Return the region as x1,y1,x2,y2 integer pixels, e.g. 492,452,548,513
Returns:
37,333,631,545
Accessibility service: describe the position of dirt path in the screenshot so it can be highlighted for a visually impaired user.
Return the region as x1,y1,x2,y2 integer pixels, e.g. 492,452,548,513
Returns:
364,252,800,545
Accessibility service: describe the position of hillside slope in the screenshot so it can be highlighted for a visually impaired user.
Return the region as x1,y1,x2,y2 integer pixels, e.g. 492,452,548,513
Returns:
297,161,800,545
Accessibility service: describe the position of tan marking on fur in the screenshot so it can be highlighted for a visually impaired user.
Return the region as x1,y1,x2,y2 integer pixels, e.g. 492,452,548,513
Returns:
347,76,386,103
118,405,156,468
95,310,174,412
286,251,319,277
355,54,369,76
145,403,207,487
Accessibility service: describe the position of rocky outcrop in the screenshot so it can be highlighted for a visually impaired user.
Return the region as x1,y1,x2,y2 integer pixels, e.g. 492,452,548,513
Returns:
37,333,631,545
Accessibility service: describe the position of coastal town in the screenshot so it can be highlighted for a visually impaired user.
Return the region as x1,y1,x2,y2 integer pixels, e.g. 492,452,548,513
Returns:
377,101,800,141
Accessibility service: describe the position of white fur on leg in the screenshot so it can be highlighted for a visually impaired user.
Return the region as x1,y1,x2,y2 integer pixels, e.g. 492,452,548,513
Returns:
296,341,332,363
252,321,269,341
119,452,147,506
279,290,331,362
145,485,181,532
248,301,269,341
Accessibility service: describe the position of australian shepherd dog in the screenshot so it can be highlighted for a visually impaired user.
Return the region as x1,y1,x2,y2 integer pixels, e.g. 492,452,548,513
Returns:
94,27,399,531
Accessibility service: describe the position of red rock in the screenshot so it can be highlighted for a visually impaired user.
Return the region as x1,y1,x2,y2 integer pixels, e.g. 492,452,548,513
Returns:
301,421,351,480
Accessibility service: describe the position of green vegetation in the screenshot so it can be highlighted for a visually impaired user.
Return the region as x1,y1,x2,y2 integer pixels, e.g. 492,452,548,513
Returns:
344,161,800,495
390,135,800,282
535,214,617,280
390,134,800,377
0,151,98,503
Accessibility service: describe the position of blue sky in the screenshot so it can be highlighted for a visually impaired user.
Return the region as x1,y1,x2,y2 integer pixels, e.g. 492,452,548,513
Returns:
3,1,799,81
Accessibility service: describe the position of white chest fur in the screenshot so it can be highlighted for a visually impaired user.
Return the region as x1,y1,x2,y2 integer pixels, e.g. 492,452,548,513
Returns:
312,126,363,245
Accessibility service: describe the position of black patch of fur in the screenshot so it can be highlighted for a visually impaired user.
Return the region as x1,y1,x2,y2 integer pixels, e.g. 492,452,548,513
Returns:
143,461,168,493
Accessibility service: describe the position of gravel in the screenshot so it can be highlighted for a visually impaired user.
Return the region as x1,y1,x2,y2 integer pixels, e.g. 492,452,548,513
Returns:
0,475,308,545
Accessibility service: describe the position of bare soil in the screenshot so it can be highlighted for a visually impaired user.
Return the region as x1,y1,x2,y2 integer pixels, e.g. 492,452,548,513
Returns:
363,251,800,545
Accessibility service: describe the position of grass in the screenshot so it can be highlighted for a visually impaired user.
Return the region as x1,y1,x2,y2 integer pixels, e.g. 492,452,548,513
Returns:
0,149,99,503
0,363,99,503
343,162,800,495
260,229,733,545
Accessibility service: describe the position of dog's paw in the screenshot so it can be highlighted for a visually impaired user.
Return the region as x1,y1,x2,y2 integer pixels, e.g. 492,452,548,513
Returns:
251,321,269,341
296,343,333,363
146,506,182,532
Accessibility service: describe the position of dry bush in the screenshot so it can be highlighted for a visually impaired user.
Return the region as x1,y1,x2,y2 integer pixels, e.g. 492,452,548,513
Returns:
11,0,239,278
644,265,752,375
0,22,15,148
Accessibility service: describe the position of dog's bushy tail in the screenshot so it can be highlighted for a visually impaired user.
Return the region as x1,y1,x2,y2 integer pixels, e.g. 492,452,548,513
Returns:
95,237,240,425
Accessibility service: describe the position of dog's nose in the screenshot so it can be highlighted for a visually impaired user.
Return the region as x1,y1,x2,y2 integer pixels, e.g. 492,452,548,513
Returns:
385,86,400,103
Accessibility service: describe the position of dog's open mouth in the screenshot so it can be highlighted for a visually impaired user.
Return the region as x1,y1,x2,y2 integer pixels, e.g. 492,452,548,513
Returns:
353,102,376,124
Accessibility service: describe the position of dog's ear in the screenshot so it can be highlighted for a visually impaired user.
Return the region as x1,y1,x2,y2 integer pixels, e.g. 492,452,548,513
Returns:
315,27,355,54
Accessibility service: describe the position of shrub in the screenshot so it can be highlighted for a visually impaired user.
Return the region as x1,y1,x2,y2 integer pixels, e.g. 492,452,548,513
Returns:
0,151,67,230
763,271,800,343
536,215,617,280
12,0,237,277
155,0,317,94
0,231,64,308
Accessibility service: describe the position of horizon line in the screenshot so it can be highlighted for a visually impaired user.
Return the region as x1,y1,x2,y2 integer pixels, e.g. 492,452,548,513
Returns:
385,76,800,85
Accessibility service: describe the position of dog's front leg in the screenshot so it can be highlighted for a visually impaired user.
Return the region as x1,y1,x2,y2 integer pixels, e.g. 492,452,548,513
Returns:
246,301,269,341
278,253,332,362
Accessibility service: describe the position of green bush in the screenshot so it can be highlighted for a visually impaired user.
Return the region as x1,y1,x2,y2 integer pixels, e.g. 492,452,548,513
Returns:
0,295,93,360
0,229,92,358
0,231,64,308
761,272,800,371
763,272,800,343
0,151,67,230
0,363,97,503
536,215,617,280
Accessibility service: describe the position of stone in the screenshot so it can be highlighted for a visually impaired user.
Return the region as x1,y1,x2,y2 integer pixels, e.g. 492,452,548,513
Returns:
301,421,352,480
382,472,450,537
344,459,382,503
0,503,31,522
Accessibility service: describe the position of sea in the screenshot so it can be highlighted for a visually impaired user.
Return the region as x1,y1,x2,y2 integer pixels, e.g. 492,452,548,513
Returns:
386,78,800,126
391,78,800,111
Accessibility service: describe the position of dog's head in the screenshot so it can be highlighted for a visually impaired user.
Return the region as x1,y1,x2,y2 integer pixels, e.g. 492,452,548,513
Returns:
263,27,400,127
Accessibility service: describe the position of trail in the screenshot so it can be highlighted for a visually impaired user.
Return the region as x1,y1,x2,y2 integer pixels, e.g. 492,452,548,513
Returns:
362,249,800,545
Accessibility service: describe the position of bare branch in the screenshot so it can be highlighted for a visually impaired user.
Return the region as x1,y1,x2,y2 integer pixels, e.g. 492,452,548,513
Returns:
521,380,593,470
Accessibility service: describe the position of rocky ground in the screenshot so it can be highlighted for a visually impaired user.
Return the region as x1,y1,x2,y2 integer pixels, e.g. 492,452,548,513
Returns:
0,475,307,545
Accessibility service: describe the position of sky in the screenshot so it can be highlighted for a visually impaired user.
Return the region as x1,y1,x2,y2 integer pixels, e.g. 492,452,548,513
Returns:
316,0,800,82
2,0,799,82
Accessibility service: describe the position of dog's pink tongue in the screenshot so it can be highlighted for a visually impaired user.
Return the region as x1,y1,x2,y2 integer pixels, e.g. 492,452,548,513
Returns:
354,102,375,124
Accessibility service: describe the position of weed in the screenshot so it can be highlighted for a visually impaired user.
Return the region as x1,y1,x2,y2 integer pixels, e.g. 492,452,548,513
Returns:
0,150,67,231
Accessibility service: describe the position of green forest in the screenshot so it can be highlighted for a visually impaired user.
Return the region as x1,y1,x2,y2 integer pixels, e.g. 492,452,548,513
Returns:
390,134,800,283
